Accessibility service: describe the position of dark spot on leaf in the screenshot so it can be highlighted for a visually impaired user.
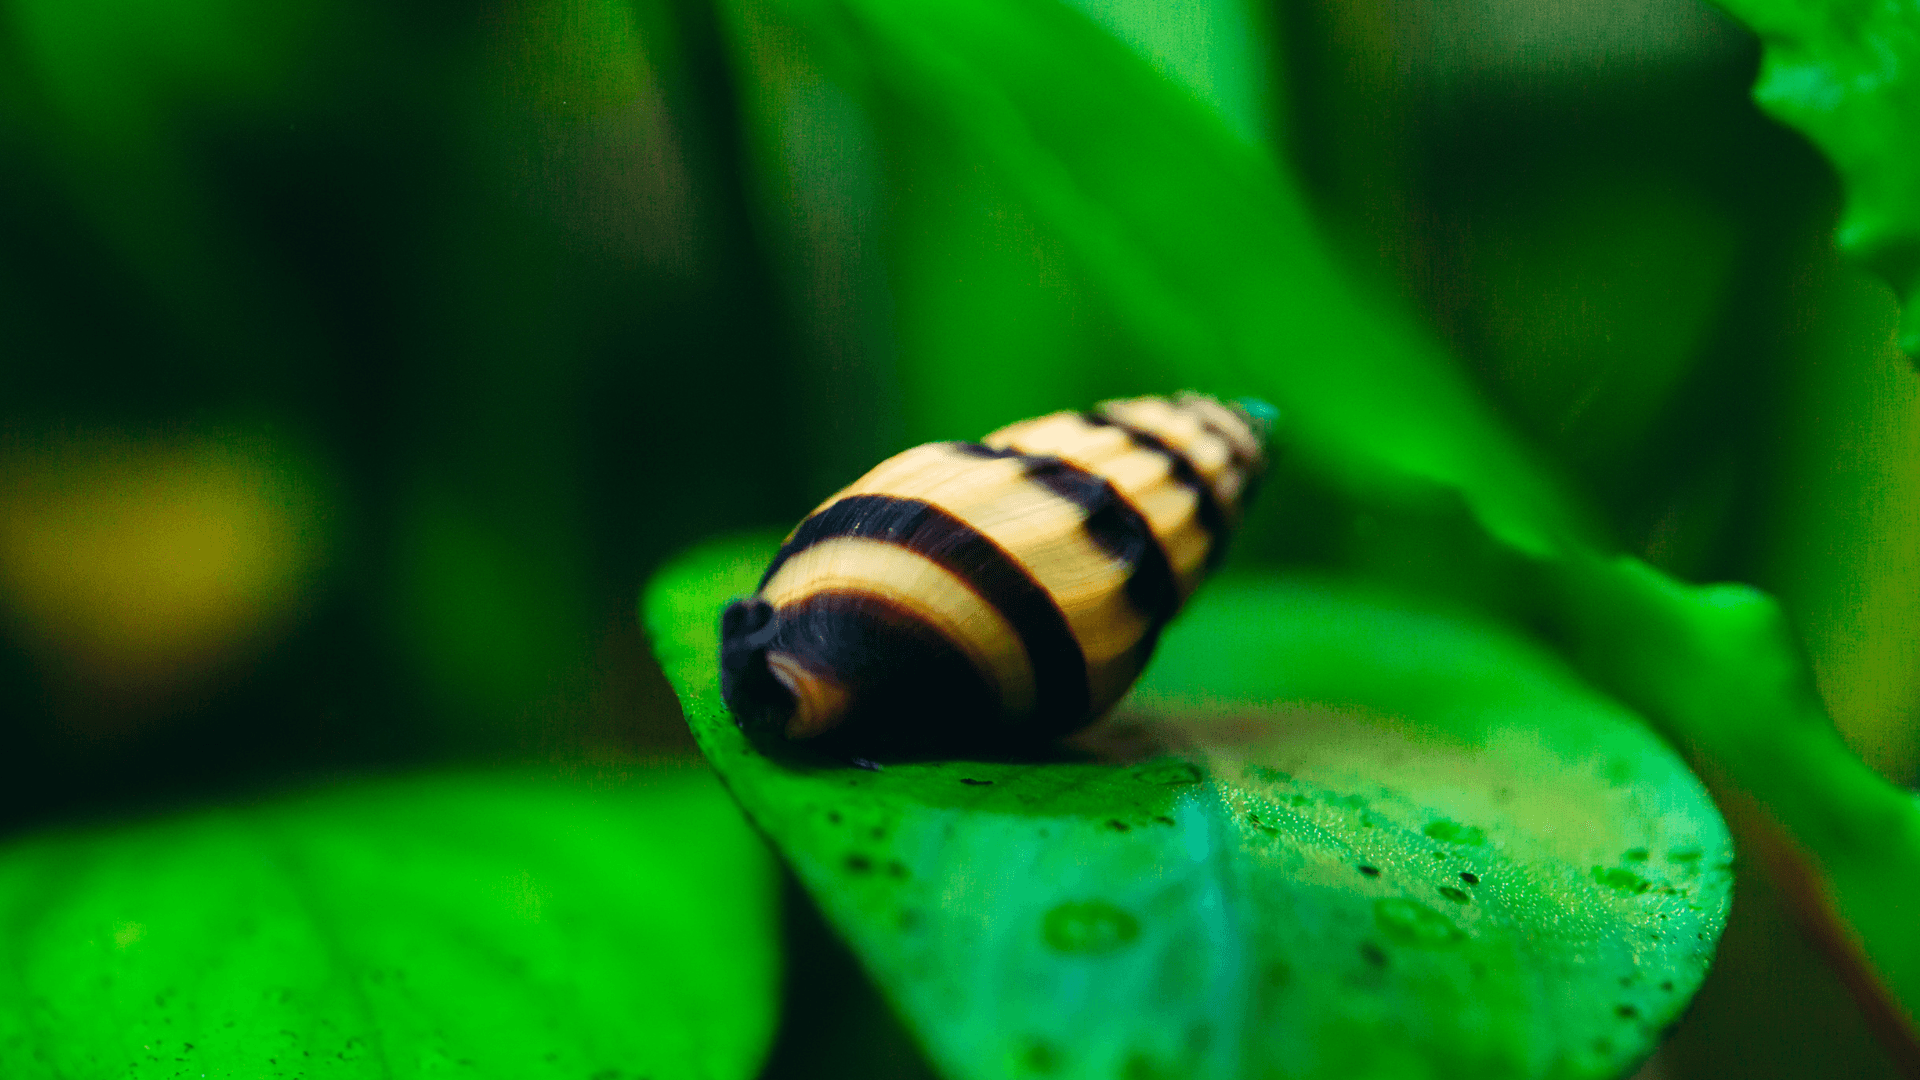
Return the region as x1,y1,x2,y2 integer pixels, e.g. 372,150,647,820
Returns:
1660,981,1674,991
1593,867,1651,894
1617,1004,1640,1019
1359,942,1388,967
1042,900,1140,955
1667,847,1702,863
1624,848,1650,862
1438,886,1470,904
827,811,841,824
1459,871,1479,885
1154,815,1175,826
960,778,993,786
845,853,873,874
1357,865,1380,877
1374,897,1466,947
886,860,908,878
183,1044,193,1052
1107,819,1131,832
899,910,922,931
870,826,885,840
1423,819,1486,845
1262,960,1292,987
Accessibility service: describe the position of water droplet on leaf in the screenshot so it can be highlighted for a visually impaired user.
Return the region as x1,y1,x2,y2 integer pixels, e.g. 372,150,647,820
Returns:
1374,897,1466,947
1042,900,1140,955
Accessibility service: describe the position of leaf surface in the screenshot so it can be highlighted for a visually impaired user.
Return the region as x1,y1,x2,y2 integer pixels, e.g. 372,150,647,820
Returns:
646,537,1734,1080
0,765,780,1080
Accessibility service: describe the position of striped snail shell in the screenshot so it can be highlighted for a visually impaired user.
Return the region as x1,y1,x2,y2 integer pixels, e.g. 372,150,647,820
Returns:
720,392,1272,759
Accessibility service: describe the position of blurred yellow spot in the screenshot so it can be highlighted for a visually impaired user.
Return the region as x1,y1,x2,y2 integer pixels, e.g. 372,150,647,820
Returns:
0,431,328,704
113,920,145,948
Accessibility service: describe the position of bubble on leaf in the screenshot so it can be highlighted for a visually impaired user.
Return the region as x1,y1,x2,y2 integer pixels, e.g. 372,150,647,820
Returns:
1373,898,1466,948
1422,819,1486,846
1593,867,1651,894
1042,901,1140,955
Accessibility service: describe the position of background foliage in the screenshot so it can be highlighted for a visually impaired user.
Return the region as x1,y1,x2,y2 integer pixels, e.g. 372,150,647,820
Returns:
2,0,1918,1075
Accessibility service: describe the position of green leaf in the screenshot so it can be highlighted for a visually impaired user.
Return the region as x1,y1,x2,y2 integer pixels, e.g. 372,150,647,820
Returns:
1711,0,1920,354
735,0,1589,559
1759,249,1920,778
646,537,1733,1080
1544,552,1920,1062
0,765,781,1080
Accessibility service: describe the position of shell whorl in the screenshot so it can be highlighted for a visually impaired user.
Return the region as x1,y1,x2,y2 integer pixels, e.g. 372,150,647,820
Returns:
719,392,1270,757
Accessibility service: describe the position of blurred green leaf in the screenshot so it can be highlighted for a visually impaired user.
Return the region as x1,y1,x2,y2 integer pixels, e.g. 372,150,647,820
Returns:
735,0,1589,559
1712,0,1920,354
0,764,780,1079
1758,250,1920,780
646,537,1732,1080
4,0,336,369
1463,168,1740,475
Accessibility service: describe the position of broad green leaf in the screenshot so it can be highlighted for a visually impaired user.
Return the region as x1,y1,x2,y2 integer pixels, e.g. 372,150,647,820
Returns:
1545,552,1920,1064
0,764,780,1080
735,0,1589,559
1711,0,1920,354
646,537,1732,1080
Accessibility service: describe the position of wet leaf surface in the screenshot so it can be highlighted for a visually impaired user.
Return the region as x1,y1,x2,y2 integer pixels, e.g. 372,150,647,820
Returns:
647,536,1734,1080
0,764,780,1080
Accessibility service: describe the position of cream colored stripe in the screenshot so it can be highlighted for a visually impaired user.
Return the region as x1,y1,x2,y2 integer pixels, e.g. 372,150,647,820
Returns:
984,413,1210,593
1177,393,1263,464
1098,397,1243,511
761,536,1036,716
